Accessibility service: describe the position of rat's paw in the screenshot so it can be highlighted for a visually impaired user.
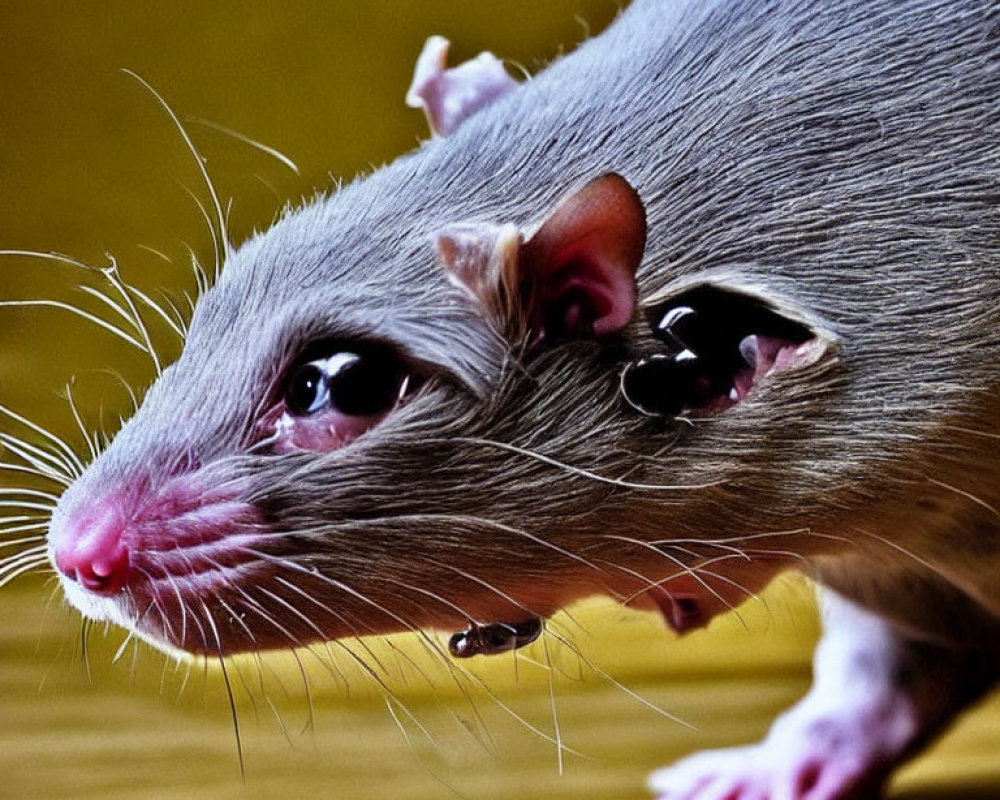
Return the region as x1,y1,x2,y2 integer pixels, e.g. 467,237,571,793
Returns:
647,738,887,800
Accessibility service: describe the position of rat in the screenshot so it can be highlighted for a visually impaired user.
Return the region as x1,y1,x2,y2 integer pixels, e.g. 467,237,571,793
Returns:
30,0,1000,798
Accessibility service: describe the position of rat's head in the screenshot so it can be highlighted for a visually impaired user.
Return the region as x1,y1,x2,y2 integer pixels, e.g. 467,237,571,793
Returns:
46,166,833,657
46,172,652,655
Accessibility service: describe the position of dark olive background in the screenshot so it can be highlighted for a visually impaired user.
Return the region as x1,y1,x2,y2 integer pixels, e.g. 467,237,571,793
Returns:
1,3,998,799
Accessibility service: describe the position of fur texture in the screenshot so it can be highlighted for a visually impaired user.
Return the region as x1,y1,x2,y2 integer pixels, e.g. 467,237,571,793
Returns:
50,0,1000,666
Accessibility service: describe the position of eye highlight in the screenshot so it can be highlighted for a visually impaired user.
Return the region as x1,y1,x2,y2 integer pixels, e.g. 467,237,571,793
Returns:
286,362,331,415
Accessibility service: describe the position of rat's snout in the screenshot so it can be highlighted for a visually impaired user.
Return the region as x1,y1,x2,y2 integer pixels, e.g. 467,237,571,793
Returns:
45,465,291,654
51,503,131,596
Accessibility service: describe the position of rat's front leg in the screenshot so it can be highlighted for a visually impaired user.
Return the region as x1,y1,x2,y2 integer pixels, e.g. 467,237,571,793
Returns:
649,590,998,800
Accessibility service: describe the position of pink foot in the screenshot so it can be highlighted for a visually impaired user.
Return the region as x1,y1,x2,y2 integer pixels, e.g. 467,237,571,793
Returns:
648,735,889,800
649,591,997,800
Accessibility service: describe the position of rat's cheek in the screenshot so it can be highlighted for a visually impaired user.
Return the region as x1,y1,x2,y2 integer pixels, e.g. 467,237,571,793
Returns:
268,409,387,454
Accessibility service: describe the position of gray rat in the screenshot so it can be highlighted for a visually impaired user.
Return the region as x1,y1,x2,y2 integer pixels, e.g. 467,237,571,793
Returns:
30,0,1000,798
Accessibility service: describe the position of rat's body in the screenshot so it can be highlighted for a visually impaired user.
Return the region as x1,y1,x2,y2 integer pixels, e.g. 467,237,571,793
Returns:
37,0,1000,797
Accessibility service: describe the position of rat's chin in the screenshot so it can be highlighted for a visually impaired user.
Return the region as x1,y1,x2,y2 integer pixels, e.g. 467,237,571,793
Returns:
54,573,189,659
59,573,131,629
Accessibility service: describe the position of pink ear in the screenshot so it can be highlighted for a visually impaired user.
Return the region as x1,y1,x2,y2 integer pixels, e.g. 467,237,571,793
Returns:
406,36,518,137
436,173,646,346
520,173,646,341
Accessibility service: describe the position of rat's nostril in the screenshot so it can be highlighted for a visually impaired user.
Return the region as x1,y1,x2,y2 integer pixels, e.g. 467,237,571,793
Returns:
80,552,129,592
55,542,130,595
51,507,131,596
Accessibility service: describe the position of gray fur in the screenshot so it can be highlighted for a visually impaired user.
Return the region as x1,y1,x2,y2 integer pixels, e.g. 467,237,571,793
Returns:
54,0,1000,671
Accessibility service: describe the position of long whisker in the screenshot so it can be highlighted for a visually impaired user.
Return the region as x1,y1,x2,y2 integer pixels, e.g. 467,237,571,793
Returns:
181,187,223,281
271,575,371,640
0,488,60,504
78,285,136,328
374,575,483,625
851,526,955,582
283,571,499,743
287,649,316,737
0,249,101,273
0,402,85,477
0,549,51,586
190,117,301,175
0,500,57,514
65,380,101,464
600,535,746,612
0,434,77,483
185,246,211,298
448,436,723,492
109,385,140,424
540,633,566,775
123,70,231,275
0,461,70,487
545,624,696,729
927,476,1000,520
333,638,440,751
0,514,50,527
0,527,49,544
311,513,602,573
248,551,576,749
0,298,148,351
0,542,47,561
227,656,266,742
644,528,835,547
126,283,187,340
100,257,163,376
200,601,245,782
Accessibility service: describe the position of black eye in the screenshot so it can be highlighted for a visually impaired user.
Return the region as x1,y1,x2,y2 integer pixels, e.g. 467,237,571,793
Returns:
285,351,409,418
286,363,330,415
620,286,816,417
326,353,408,416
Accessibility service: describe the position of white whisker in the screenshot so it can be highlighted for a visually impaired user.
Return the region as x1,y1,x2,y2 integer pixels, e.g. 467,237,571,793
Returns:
0,524,48,540
450,436,723,492
0,460,71,487
111,631,137,664
0,299,148,351
127,283,187,339
0,402,85,476
78,285,135,327
0,500,56,513
0,249,100,272
64,380,100,464
541,634,565,775
0,552,51,586
0,435,76,483
544,625,695,729
99,256,163,376
124,70,230,274
0,488,60,503
190,117,300,175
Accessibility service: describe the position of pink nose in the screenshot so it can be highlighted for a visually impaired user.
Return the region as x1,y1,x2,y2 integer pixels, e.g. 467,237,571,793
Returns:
52,505,130,595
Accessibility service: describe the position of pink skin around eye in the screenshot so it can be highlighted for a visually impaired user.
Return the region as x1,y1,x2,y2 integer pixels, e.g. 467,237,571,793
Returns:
256,403,392,454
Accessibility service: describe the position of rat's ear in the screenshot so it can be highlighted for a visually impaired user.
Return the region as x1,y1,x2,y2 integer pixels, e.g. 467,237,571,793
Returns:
438,173,647,346
406,36,518,137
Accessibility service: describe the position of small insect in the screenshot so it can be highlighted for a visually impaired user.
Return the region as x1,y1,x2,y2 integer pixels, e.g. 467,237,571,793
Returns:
447,618,543,658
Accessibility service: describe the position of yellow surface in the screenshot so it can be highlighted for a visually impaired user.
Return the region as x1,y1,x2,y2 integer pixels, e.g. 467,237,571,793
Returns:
0,3,998,799
1,577,999,799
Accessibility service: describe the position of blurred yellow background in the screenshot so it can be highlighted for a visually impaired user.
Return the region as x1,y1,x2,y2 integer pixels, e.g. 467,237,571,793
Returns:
1,3,998,799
